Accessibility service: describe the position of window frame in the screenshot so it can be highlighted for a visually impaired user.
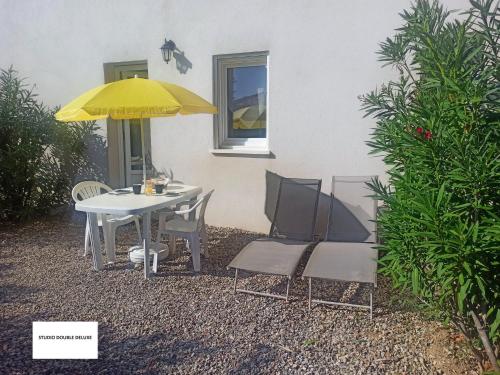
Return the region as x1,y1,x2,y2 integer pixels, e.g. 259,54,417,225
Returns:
212,51,269,152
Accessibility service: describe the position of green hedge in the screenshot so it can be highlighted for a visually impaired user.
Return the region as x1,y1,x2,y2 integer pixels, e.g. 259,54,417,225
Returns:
0,67,106,221
360,0,499,370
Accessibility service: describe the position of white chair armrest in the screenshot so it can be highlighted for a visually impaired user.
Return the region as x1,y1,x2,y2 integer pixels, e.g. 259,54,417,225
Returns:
174,198,204,215
174,200,195,209
157,200,192,220
158,199,195,223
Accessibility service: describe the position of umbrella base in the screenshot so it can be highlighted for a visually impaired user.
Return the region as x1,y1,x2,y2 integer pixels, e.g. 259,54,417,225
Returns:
128,243,169,264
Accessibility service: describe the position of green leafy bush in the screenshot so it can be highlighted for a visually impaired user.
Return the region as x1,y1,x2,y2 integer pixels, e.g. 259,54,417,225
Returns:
360,0,499,370
0,67,106,221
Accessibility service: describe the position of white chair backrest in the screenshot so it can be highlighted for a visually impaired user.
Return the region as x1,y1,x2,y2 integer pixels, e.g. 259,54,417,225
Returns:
72,181,112,202
197,190,214,223
182,190,214,231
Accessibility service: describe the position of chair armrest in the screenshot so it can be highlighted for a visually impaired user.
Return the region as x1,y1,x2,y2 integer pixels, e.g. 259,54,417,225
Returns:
157,199,194,220
174,198,204,215
175,207,196,215
174,200,194,209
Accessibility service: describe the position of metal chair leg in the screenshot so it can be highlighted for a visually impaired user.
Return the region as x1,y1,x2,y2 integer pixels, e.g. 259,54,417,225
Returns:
308,277,312,311
370,292,373,320
285,277,291,302
233,269,239,293
233,272,291,301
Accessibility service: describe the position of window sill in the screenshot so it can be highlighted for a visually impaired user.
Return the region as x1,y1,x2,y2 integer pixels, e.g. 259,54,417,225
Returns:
209,148,271,156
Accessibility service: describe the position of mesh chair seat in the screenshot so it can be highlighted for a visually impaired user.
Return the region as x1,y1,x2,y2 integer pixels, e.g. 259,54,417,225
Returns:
228,174,322,301
228,239,309,277
303,176,378,318
302,242,377,284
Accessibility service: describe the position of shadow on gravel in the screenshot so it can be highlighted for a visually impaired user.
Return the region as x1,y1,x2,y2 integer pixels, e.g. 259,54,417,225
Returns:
0,283,42,304
104,333,220,371
2,324,220,375
0,217,478,374
0,262,14,274
229,343,278,374
1,311,55,374
307,279,372,307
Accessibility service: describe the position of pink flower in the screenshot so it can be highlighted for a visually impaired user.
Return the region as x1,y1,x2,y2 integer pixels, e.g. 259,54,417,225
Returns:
425,130,432,140
416,127,423,134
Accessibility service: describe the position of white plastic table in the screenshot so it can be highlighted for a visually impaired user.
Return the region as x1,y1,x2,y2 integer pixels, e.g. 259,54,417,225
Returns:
75,184,202,278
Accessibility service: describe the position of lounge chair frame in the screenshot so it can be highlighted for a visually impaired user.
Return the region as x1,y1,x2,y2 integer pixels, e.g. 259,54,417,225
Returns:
233,268,292,301
304,176,378,319
231,177,322,301
307,274,375,319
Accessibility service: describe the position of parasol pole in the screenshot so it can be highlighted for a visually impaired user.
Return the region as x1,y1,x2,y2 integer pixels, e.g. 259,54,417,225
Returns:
140,114,147,185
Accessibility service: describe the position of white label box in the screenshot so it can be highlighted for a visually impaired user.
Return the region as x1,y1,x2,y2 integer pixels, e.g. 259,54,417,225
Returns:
33,321,98,359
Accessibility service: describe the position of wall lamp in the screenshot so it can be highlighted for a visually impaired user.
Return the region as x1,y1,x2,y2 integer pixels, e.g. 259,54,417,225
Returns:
160,39,177,63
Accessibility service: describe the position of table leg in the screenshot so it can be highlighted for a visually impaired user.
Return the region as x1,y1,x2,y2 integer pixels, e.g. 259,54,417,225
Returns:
102,216,115,263
142,211,151,279
87,212,103,271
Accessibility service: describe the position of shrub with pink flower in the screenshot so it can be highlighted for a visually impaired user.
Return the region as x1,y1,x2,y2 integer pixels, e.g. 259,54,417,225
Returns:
360,0,499,370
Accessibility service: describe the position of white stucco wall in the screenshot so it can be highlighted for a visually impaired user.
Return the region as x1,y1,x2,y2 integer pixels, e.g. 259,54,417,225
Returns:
0,0,470,232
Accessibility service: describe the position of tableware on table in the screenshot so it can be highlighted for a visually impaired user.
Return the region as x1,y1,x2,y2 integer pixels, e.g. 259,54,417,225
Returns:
152,191,168,196
166,184,183,191
165,192,182,197
132,184,142,194
109,188,131,195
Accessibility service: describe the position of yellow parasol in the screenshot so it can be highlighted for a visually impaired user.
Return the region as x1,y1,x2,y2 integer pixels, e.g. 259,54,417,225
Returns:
56,76,217,183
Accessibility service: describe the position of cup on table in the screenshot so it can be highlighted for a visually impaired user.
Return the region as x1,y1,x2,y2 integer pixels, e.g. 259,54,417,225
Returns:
132,184,142,194
154,183,164,194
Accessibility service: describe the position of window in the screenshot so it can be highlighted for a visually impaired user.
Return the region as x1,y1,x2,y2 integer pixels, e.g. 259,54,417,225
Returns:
213,51,269,153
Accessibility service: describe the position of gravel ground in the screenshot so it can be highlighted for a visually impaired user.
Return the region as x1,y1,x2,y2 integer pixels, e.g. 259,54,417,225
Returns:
1,213,479,374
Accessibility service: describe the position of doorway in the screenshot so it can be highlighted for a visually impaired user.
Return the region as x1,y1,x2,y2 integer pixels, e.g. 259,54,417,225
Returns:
104,61,150,187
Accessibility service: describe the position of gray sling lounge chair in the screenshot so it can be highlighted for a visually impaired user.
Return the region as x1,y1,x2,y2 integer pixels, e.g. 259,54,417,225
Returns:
303,176,378,318
228,177,322,301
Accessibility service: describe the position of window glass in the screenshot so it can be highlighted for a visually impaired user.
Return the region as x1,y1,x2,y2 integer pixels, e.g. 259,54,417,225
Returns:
227,65,267,139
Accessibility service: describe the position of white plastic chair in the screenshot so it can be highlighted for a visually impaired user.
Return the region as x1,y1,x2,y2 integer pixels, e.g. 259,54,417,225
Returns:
72,181,142,257
156,190,214,272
